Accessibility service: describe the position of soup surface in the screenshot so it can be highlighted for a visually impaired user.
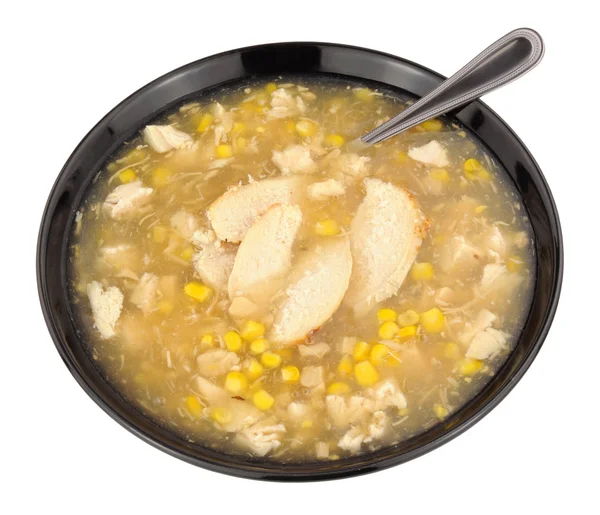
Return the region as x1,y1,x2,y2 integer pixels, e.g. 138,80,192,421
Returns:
70,77,535,461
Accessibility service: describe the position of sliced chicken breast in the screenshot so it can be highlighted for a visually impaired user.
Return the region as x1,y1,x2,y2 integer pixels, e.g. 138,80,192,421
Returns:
270,236,352,343
228,204,302,302
207,176,303,243
191,230,236,292
344,178,428,315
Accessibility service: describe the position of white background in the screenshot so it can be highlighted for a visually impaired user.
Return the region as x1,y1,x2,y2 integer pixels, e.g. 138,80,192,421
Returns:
2,1,598,513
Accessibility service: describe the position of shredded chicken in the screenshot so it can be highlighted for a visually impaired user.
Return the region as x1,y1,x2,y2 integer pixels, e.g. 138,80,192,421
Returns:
143,124,194,153
272,145,317,175
103,181,153,220
235,418,286,456
408,140,449,167
170,210,198,240
267,88,307,119
86,281,123,339
130,273,159,313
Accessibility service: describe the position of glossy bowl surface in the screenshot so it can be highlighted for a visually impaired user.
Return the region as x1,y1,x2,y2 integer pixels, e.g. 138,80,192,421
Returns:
37,42,562,481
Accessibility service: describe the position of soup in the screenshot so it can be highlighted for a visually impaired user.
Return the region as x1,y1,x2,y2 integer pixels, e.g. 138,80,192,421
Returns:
69,77,534,461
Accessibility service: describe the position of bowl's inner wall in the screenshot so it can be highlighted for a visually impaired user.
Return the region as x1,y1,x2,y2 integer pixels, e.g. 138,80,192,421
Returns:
38,43,561,481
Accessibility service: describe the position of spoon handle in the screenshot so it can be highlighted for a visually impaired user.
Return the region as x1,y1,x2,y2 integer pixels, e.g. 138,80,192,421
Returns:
360,28,544,145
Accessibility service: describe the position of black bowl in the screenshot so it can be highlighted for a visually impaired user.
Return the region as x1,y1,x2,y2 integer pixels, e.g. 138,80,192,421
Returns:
37,42,563,481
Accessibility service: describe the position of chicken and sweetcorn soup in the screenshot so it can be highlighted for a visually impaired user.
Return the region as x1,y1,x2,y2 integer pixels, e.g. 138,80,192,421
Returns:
70,78,534,461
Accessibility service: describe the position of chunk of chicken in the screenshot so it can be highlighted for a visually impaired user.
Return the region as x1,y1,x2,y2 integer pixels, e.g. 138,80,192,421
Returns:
300,366,324,387
344,178,428,315
466,328,509,360
270,236,353,343
130,273,159,313
477,263,522,298
99,244,139,271
197,348,240,377
338,410,388,453
170,210,198,240
440,236,482,272
307,179,346,201
367,380,408,411
408,140,449,167
86,281,123,339
191,230,236,291
207,176,303,243
228,204,302,302
235,418,286,456
103,181,154,220
326,395,374,428
228,296,259,318
267,88,307,119
271,145,317,175
458,309,497,345
143,124,194,153
298,342,331,359
212,103,234,145
334,153,371,177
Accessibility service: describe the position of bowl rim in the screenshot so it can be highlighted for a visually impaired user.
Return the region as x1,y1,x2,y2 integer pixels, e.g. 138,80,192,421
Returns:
37,41,563,481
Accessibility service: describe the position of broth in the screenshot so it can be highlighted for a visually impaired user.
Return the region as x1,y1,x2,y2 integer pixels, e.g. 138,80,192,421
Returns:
69,77,535,461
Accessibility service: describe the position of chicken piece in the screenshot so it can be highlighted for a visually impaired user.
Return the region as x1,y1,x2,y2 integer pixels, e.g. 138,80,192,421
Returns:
228,296,259,318
477,263,522,298
130,273,159,313
458,309,497,345
434,287,455,307
367,380,408,410
466,328,509,360
191,230,236,291
440,236,482,272
272,145,317,175
513,231,530,249
337,411,388,452
143,124,194,153
270,236,353,343
86,281,123,339
338,427,365,453
267,88,307,119
287,402,311,421
197,348,240,377
103,181,154,220
236,418,286,457
407,140,449,167
228,204,302,302
170,210,198,240
334,153,371,177
298,342,331,359
315,442,329,459
485,226,507,257
300,366,324,387
99,245,139,271
212,103,234,145
366,411,388,442
326,395,374,428
344,178,428,315
207,176,303,243
307,179,346,201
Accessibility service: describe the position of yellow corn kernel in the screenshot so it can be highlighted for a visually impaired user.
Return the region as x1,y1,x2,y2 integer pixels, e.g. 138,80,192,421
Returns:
377,308,397,323
119,168,137,184
224,371,248,394
463,158,492,181
185,396,204,417
276,348,293,361
458,358,483,376
338,355,353,375
443,342,461,360
314,219,340,236
397,325,418,340
256,126,266,133
354,88,375,102
378,321,400,340
433,403,449,420
324,134,345,147
295,120,316,137
411,262,434,281
475,205,488,214
353,341,371,362
464,158,481,173
507,255,524,273
420,119,443,132
216,144,233,158
180,246,194,262
249,337,268,355
421,308,445,333
152,167,172,188
354,361,380,387
370,344,390,366
430,168,450,183
285,119,296,132
196,113,214,133
152,225,168,244
281,366,300,383
121,147,146,164
327,382,351,395
253,389,275,411
301,420,313,429
265,82,278,94
157,299,173,315
240,320,265,341
261,351,282,369
396,151,410,163
244,359,264,381
211,407,232,425
200,334,215,350
184,281,213,302
398,407,409,417
397,310,419,327
224,331,243,352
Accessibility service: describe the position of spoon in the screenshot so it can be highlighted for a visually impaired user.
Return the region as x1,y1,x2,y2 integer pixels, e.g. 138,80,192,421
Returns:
353,28,544,148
